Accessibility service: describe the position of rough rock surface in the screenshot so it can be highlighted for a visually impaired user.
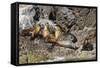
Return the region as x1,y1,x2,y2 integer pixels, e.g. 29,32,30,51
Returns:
19,5,97,64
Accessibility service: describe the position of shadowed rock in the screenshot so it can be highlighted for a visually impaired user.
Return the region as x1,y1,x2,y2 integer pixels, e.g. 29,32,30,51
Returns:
81,42,94,51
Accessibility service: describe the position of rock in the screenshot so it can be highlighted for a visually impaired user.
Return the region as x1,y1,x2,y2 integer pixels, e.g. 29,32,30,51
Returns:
19,5,35,32
81,42,94,51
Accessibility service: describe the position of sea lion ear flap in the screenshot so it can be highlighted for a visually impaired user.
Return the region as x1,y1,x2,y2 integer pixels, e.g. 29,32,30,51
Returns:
71,34,77,43
72,36,77,43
